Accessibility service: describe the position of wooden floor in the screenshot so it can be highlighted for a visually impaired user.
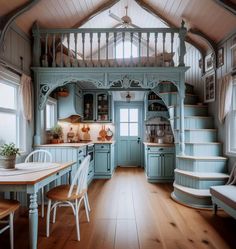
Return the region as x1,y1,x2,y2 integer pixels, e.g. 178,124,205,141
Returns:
1,167,236,249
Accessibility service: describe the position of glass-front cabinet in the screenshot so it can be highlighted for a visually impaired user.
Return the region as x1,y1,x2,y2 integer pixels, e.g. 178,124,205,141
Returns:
96,93,109,122
83,93,95,121
83,91,112,122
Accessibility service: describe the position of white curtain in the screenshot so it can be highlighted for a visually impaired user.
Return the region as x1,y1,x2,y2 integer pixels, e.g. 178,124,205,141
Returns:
218,75,233,124
20,74,33,122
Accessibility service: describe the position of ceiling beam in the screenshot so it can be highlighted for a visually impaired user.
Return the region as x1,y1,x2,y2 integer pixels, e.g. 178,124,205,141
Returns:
72,0,120,28
0,0,40,48
213,0,236,15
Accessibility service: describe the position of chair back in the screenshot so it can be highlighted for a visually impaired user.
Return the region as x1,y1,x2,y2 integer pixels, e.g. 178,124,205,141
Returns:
25,150,52,163
68,155,90,198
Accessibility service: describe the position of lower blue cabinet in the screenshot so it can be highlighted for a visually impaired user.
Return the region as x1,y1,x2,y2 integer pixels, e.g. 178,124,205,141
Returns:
94,143,115,179
145,145,175,182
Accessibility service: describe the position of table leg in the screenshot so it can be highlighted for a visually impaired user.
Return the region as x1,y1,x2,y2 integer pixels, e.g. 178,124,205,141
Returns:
29,193,38,249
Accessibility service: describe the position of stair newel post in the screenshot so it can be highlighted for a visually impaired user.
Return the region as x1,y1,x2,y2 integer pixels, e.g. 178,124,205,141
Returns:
178,20,187,67
32,22,41,67
179,77,186,156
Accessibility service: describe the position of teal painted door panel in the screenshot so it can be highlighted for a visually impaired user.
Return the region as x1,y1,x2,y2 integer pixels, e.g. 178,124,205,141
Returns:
163,153,175,177
115,102,143,166
148,154,162,177
94,151,109,173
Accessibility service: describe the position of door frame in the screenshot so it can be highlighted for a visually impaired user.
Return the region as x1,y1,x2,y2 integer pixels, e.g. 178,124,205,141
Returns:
114,101,144,167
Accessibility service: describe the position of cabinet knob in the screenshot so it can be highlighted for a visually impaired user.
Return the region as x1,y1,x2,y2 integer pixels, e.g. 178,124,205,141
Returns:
148,148,150,150
159,148,163,151
101,145,104,148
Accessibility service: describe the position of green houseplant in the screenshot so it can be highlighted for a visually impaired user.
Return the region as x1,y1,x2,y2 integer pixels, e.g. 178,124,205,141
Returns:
50,124,63,143
0,143,20,169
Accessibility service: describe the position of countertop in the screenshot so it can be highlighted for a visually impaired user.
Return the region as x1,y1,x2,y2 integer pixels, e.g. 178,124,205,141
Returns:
35,140,116,148
143,142,175,147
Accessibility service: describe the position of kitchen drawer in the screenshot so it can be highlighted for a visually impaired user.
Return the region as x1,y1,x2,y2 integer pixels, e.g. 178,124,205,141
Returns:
146,146,174,153
95,144,110,151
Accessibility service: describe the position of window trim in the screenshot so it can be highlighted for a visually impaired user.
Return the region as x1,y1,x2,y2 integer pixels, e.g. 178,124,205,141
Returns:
45,97,57,131
226,78,236,156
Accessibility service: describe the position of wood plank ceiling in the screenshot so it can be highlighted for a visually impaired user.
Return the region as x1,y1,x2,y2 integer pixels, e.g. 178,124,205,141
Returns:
1,0,236,52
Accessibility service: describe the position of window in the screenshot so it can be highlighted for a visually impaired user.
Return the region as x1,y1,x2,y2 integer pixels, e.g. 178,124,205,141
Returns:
227,78,236,155
45,97,57,130
120,108,138,136
116,41,138,58
0,73,26,151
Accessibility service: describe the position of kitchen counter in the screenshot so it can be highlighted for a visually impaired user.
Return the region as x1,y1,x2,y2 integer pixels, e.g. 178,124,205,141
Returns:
143,142,175,147
35,140,115,147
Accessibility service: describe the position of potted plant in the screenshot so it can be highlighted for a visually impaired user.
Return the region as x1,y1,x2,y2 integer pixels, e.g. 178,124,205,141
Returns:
50,124,63,144
0,143,20,169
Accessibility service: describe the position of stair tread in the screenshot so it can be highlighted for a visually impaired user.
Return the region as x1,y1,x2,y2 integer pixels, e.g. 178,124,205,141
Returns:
170,116,213,119
168,104,207,108
174,182,211,197
175,169,229,179
159,92,197,96
175,129,217,131
177,155,227,160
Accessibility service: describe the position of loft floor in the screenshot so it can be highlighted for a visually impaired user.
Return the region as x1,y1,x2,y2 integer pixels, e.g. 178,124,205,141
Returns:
1,167,235,249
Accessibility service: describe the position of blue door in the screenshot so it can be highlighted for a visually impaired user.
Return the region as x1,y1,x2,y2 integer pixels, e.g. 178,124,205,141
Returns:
115,102,143,166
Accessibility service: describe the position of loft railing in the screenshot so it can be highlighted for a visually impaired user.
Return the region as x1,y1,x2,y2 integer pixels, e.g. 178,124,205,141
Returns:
32,21,187,68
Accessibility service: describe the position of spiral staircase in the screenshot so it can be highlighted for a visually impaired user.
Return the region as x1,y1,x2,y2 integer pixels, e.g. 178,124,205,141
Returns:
157,82,228,208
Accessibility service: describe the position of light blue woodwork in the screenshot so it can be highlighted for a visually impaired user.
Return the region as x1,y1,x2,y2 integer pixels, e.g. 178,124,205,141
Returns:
175,172,227,189
58,83,83,119
145,145,175,182
159,93,198,106
168,105,208,118
174,129,217,143
176,157,227,173
94,143,115,179
170,116,214,129
175,143,222,156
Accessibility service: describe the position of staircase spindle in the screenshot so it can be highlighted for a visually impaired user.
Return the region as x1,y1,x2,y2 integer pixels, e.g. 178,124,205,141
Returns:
90,32,93,66
82,32,85,67
114,32,117,66
171,32,174,66
106,32,109,67
147,32,150,66
44,33,48,67
74,33,78,67
154,32,158,66
162,32,166,66
122,32,125,66
67,33,70,67
138,32,141,66
60,34,63,67
52,34,56,67
130,32,134,66
97,32,101,66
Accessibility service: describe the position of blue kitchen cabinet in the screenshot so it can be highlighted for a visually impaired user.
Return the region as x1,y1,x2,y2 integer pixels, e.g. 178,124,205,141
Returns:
83,91,113,123
145,145,175,182
94,143,115,178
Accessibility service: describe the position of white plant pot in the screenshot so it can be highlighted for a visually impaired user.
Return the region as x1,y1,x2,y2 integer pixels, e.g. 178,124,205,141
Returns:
0,155,16,169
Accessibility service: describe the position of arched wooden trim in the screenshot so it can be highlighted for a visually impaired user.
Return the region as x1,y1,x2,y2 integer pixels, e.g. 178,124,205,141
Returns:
72,0,120,28
213,0,236,16
0,0,40,48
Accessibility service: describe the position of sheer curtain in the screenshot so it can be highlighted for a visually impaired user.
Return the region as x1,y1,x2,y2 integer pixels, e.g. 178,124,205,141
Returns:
19,74,33,122
218,75,233,124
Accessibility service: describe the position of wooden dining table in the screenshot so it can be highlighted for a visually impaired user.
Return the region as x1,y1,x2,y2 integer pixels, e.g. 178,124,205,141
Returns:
0,161,76,249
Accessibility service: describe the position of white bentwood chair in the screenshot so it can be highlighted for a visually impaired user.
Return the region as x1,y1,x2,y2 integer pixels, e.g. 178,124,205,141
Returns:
46,155,91,241
25,149,53,218
0,199,20,249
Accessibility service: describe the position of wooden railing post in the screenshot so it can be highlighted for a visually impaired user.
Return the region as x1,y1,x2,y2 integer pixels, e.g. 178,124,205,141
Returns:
178,20,187,67
32,22,41,67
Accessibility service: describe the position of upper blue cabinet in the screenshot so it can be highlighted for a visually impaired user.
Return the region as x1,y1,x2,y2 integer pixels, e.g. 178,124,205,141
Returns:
83,91,113,123
144,91,169,121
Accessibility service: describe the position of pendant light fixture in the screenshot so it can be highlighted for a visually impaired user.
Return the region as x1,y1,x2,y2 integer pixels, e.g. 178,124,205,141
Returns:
126,92,131,103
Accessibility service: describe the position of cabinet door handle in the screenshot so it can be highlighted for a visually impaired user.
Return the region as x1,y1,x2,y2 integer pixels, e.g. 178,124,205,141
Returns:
159,148,163,151
148,148,150,150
